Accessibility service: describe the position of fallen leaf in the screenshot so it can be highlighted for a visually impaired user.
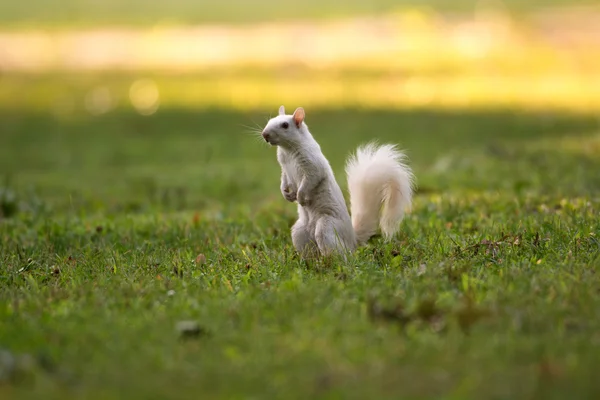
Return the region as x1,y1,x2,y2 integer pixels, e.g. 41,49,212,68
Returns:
192,212,200,225
195,254,206,265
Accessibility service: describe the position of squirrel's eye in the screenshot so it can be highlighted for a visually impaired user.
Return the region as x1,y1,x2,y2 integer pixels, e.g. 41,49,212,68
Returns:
281,122,289,129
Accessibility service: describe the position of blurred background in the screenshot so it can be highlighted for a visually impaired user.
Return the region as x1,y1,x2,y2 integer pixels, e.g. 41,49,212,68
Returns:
1,0,600,218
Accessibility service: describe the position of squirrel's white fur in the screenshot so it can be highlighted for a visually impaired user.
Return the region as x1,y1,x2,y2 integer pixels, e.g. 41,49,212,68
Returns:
261,105,414,257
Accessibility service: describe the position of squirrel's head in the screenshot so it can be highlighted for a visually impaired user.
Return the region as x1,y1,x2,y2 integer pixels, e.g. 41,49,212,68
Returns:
261,106,308,148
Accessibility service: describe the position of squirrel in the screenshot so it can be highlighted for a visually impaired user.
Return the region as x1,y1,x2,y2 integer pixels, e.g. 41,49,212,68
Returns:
261,105,415,258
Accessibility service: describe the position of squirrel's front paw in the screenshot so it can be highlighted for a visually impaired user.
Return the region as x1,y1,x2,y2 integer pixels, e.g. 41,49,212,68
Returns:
282,187,297,202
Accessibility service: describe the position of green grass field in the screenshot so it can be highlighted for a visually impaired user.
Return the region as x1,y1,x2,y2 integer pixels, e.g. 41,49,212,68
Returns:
1,79,600,398
2,0,600,397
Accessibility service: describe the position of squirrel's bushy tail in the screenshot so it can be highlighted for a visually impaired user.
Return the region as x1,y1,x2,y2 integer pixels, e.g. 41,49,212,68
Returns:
345,142,415,245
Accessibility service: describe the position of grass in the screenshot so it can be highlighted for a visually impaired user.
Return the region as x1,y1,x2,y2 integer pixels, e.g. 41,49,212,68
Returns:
1,89,600,398
2,1,600,397
2,3,600,398
1,0,599,29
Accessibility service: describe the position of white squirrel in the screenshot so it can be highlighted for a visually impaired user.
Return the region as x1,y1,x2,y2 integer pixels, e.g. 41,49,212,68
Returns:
261,105,415,257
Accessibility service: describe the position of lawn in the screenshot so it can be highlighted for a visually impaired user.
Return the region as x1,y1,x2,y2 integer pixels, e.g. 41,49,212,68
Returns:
1,72,600,398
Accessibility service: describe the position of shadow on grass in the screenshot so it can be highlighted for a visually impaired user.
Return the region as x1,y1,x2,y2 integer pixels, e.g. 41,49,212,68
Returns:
0,106,598,217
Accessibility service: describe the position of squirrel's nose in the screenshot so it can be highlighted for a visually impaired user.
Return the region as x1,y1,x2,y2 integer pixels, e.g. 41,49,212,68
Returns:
262,131,270,141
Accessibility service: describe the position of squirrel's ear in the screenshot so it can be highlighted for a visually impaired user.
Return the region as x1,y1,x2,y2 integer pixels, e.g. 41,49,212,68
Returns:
278,105,285,116
293,107,305,127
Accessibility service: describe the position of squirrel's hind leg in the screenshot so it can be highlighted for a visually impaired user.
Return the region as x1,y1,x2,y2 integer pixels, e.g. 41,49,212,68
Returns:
314,216,355,257
291,217,318,258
